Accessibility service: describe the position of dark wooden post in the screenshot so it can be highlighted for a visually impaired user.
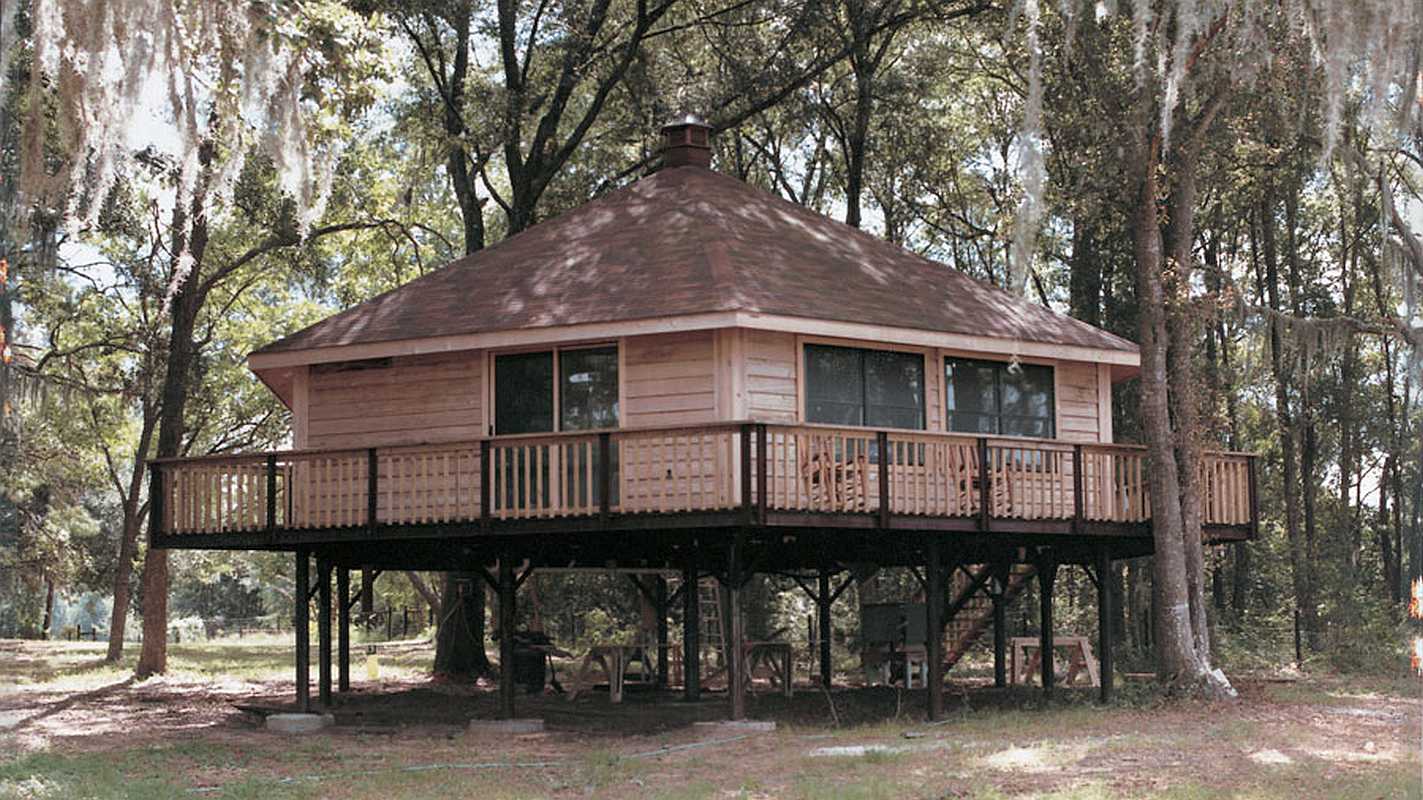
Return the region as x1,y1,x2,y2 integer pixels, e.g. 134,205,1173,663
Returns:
295,550,310,713
992,565,1008,689
1072,446,1084,534
498,557,517,720
877,431,891,528
740,425,753,524
598,432,612,524
726,541,746,721
1096,545,1114,704
683,553,701,701
265,455,278,540
318,557,333,708
337,567,351,693
1037,554,1058,699
360,570,375,625
925,538,944,720
480,439,492,531
367,448,379,535
1247,455,1260,539
818,568,833,687
977,438,991,530
148,463,164,545
756,424,768,524
655,576,669,689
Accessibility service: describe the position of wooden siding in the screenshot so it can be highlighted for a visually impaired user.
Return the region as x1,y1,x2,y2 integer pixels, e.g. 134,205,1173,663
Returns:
1056,361,1102,444
746,330,798,422
622,331,718,427
306,353,484,449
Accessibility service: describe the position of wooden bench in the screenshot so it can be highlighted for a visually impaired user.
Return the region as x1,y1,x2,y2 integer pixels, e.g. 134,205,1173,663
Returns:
1009,635,1100,687
567,643,658,703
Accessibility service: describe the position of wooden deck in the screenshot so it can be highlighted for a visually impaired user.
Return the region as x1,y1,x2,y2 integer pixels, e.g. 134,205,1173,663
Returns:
149,422,1258,554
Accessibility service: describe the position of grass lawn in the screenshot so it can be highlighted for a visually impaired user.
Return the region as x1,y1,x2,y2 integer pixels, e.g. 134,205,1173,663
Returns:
0,639,1418,799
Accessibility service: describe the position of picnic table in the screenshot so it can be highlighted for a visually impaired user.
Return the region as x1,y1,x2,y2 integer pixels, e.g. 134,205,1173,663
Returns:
1009,635,1100,688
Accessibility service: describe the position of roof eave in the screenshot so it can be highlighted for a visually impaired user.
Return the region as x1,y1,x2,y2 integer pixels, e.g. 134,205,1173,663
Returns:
248,310,1140,373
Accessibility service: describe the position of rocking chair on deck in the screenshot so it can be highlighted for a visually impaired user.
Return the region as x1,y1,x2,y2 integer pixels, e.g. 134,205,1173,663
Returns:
800,447,870,511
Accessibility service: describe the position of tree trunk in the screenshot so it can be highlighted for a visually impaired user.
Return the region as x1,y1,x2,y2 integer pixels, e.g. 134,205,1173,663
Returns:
433,572,491,677
1069,220,1103,327
1130,145,1204,685
1163,147,1211,664
136,136,215,679
105,510,142,661
42,575,55,639
1259,191,1318,654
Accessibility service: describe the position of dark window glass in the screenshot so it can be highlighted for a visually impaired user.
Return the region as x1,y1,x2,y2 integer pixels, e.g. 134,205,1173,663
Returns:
865,350,925,429
945,357,1055,438
495,351,554,434
560,346,619,431
944,360,999,434
805,344,925,430
805,345,865,426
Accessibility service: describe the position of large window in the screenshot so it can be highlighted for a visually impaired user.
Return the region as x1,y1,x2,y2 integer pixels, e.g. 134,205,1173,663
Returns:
945,357,1054,438
494,345,619,434
805,344,925,430
493,345,620,508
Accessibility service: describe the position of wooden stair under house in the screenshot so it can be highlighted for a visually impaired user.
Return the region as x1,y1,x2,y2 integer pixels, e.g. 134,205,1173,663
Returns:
943,563,1037,672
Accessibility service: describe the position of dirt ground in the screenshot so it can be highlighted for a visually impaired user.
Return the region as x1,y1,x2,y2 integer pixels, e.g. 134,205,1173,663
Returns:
0,639,1419,799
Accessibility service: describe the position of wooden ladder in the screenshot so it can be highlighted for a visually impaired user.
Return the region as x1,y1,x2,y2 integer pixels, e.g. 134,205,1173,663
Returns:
943,563,1037,671
699,578,727,673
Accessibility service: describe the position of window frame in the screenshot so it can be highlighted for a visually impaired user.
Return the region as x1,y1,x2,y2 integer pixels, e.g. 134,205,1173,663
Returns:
801,341,928,431
944,355,1057,439
489,342,622,436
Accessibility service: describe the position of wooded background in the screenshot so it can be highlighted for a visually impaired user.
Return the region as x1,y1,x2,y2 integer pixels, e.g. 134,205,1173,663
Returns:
0,0,1418,684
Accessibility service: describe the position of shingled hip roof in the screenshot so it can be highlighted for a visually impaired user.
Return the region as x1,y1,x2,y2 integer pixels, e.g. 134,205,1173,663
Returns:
255,165,1137,357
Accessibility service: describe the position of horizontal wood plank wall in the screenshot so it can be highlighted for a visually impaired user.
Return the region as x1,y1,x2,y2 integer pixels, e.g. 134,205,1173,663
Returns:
306,353,485,449
623,331,719,427
745,330,797,422
1055,362,1101,444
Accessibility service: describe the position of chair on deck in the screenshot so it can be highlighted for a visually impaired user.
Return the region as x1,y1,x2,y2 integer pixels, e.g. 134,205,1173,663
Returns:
953,461,1015,518
800,446,869,511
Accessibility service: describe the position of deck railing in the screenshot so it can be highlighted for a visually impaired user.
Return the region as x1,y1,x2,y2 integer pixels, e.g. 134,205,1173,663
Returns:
150,422,1257,538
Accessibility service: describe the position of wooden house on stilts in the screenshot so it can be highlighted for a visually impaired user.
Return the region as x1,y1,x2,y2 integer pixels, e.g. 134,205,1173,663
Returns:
150,117,1258,722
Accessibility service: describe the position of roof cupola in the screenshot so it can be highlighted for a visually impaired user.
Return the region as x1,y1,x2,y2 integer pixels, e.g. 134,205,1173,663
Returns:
660,113,713,169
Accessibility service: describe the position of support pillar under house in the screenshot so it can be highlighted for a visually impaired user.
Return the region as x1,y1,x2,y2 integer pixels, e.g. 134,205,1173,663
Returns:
318,557,333,709
655,576,669,689
1038,553,1058,699
925,539,944,721
338,567,351,693
1096,545,1114,704
726,541,746,721
818,567,833,688
498,558,516,720
991,562,1009,689
295,550,310,713
683,553,700,702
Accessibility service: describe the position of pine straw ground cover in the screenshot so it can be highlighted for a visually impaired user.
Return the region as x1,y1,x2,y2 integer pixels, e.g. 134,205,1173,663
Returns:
0,640,1417,799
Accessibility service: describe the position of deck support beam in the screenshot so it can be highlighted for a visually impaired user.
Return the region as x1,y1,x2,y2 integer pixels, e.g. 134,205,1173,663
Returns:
317,556,333,709
295,550,310,713
990,563,1009,689
655,576,669,689
360,569,375,624
817,567,833,687
338,567,351,693
726,539,746,721
1037,552,1058,699
683,552,700,701
498,557,517,720
925,539,944,721
1096,545,1114,704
